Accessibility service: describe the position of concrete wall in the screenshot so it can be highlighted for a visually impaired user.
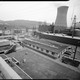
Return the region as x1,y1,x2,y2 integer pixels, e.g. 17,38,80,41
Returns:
35,31,80,47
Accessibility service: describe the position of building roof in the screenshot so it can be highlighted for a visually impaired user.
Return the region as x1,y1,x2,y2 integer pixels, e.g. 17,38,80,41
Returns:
0,39,10,47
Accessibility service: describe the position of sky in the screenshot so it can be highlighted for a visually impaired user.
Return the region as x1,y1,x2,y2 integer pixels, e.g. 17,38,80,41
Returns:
0,0,80,27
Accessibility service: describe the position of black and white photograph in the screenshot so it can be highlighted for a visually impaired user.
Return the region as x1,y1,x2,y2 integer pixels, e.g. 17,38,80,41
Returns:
0,0,80,79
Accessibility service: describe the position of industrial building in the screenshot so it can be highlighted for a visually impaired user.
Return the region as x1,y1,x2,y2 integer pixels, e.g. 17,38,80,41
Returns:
38,22,54,33
38,6,68,33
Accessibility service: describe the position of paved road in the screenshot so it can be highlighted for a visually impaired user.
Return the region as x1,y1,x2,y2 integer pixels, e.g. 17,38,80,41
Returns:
7,47,80,79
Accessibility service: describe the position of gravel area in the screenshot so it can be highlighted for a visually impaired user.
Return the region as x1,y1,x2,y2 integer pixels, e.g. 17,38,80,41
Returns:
7,48,80,79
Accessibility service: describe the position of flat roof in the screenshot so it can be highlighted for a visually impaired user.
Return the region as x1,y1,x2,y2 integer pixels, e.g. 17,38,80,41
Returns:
7,49,80,79
0,39,10,46
23,38,68,53
0,39,9,42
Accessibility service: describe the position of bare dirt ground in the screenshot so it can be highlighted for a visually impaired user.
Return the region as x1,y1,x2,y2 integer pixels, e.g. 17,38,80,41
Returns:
7,48,80,79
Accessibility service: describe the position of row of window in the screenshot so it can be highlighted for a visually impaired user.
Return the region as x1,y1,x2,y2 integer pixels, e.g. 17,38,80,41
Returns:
22,41,59,59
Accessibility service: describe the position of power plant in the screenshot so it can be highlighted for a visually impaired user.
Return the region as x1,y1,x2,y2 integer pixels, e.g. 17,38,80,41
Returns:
38,6,69,33
55,6,68,31
0,4,80,79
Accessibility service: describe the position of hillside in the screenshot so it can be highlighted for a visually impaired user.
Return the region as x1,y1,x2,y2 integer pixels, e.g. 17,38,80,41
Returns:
0,20,45,30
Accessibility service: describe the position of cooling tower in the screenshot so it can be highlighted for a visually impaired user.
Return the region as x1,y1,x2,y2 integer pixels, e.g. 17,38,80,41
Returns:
55,6,68,31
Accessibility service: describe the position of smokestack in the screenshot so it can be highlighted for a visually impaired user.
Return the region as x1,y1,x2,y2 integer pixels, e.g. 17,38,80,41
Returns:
55,6,68,31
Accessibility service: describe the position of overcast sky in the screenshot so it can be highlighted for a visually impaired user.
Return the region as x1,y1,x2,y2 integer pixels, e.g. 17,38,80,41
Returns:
0,0,80,27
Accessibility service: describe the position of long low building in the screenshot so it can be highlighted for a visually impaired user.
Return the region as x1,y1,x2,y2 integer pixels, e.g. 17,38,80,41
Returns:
22,38,68,54
34,31,80,47
0,39,16,54
0,39,10,47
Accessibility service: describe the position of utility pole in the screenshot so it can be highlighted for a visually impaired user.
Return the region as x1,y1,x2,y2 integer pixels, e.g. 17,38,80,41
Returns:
73,45,77,61
72,15,78,61
52,22,55,33
72,15,76,38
